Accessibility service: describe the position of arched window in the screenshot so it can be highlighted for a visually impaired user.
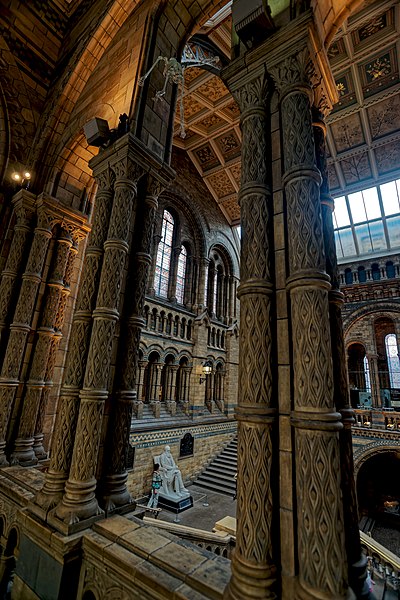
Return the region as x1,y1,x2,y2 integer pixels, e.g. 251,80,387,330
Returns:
344,268,353,284
358,266,366,283
371,263,380,281
386,261,395,278
363,356,371,392
176,245,187,304
385,334,400,389
154,210,174,297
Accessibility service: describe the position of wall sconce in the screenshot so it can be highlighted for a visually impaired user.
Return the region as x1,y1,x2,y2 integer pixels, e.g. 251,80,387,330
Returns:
199,362,212,384
11,169,31,189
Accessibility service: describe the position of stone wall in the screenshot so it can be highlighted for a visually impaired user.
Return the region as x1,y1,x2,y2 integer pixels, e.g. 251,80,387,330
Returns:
128,422,237,498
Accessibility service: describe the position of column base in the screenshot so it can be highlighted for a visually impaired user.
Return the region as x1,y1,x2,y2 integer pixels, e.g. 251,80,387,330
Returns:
0,441,9,467
10,438,38,466
51,478,104,531
296,580,349,600
33,434,48,460
32,470,69,515
223,554,276,600
99,472,135,512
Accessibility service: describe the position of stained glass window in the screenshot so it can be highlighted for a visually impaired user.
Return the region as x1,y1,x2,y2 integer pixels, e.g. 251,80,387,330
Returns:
333,178,400,261
385,334,400,389
176,245,187,304
154,210,174,297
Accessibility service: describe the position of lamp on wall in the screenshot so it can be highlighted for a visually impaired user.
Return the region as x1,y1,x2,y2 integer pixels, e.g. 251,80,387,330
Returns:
11,168,31,189
199,362,212,384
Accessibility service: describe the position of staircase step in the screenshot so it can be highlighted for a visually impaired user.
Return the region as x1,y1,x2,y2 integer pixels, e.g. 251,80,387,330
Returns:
195,480,236,497
197,473,237,487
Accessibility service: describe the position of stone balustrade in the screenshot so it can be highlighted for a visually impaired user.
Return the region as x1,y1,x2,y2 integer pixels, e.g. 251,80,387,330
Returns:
354,408,400,431
360,531,400,594
339,255,400,288
144,300,194,342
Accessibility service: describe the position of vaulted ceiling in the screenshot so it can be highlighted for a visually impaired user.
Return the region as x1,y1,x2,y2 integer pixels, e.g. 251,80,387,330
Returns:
173,0,400,227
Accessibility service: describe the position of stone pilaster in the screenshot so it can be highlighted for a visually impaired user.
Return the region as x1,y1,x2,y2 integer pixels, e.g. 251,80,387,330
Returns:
223,69,277,600
100,172,171,510
313,106,368,599
197,257,210,313
0,207,54,465
0,192,35,341
270,46,347,599
11,227,73,466
34,165,115,511
53,155,143,525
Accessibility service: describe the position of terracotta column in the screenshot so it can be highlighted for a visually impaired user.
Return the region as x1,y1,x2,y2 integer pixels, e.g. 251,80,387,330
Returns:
197,257,210,312
11,227,73,465
54,155,143,525
0,206,54,465
33,236,80,460
0,192,35,342
170,365,178,401
223,69,277,599
136,360,148,404
271,47,347,599
100,173,170,510
313,107,369,598
34,165,114,511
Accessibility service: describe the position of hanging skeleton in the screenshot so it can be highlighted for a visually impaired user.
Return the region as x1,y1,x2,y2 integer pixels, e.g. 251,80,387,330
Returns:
138,45,220,138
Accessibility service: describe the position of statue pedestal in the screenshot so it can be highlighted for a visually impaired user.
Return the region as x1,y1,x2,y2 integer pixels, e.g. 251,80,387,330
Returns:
158,493,193,513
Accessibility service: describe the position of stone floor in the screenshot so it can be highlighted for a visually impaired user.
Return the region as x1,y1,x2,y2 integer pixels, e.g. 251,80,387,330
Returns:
140,483,237,532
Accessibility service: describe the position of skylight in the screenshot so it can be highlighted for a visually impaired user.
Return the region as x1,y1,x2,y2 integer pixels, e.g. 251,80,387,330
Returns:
333,178,400,262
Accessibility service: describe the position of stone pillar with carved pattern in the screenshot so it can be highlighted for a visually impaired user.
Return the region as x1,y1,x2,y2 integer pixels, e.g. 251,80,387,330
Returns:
223,68,277,600
0,207,54,466
33,237,80,460
53,154,143,525
100,172,171,510
313,107,369,598
34,166,114,512
270,46,347,599
0,192,35,342
11,227,73,466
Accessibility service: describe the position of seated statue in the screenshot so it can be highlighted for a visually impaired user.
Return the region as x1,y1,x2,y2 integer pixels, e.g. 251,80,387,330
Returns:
156,445,189,500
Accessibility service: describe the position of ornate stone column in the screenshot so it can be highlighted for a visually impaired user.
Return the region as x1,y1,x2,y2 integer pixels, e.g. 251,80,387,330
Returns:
223,68,277,599
0,192,35,342
270,47,347,599
313,107,368,598
33,236,80,460
53,155,143,525
368,353,381,408
0,206,54,465
34,165,114,512
99,172,171,510
136,360,148,404
11,227,73,465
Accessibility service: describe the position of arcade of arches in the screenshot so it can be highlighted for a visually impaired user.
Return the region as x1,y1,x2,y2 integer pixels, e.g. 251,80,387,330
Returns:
0,0,400,599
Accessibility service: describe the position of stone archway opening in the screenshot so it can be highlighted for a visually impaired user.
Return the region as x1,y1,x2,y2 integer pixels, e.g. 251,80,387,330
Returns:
357,451,400,555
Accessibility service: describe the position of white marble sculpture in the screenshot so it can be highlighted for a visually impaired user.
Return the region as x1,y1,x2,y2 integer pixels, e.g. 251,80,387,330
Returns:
156,445,189,501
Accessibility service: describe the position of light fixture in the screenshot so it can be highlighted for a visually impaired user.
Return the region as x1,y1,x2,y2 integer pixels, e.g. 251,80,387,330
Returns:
11,168,32,189
199,362,212,384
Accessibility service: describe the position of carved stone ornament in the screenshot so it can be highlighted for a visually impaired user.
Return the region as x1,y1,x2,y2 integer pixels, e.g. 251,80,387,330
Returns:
269,47,315,96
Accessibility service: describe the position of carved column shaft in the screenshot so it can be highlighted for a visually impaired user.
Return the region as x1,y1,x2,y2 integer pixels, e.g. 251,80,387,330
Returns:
0,197,35,338
224,73,276,600
272,49,347,599
368,354,381,408
33,240,80,460
36,168,114,511
55,158,141,524
197,257,210,311
0,209,54,465
12,229,73,466
313,111,368,598
100,175,164,509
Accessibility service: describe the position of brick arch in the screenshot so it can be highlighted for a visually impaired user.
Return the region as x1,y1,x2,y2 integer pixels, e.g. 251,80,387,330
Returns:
30,0,144,189
49,131,97,212
353,442,400,479
343,303,400,334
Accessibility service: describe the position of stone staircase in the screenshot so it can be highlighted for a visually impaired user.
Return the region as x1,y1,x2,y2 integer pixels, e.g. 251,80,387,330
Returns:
195,437,237,497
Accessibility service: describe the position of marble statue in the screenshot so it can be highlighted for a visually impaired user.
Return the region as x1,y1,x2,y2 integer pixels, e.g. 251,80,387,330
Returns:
157,445,189,500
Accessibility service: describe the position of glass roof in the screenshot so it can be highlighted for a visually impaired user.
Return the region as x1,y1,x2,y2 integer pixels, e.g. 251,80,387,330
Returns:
333,178,400,262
